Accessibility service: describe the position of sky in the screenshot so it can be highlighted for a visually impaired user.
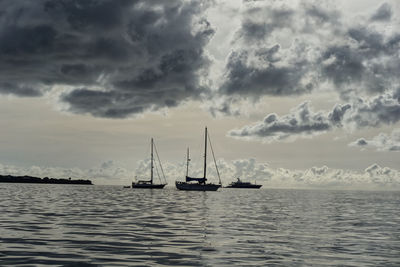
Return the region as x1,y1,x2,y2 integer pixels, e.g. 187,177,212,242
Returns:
0,0,399,189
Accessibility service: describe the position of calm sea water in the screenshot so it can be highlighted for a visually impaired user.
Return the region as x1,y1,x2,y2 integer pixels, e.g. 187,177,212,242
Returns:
0,184,399,266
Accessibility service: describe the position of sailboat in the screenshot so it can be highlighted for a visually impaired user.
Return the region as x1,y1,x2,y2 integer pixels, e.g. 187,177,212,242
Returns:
175,127,222,191
132,138,167,189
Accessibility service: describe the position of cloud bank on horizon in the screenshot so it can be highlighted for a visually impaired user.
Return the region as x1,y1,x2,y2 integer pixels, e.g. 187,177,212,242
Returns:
2,159,400,189
0,0,399,144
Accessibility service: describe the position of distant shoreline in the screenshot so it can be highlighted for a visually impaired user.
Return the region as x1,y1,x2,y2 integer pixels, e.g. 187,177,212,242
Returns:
0,175,92,185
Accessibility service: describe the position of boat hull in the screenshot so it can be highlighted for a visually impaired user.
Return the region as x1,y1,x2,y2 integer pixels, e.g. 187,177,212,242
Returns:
132,182,166,189
175,181,221,191
225,184,262,189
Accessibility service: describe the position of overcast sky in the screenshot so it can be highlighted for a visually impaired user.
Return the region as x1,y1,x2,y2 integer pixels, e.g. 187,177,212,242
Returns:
0,0,399,189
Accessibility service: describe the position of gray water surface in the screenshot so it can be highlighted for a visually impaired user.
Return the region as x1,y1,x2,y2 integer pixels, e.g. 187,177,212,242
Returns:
1,184,399,266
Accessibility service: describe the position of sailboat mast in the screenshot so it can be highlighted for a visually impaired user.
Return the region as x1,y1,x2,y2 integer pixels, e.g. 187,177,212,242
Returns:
151,138,154,184
186,147,190,177
203,127,207,182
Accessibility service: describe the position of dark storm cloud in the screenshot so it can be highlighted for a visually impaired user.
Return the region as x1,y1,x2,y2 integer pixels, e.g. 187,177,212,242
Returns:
220,46,313,98
394,87,400,102
1,0,400,121
320,45,364,87
318,23,400,99
370,3,392,22
237,7,294,43
218,1,400,107
320,25,400,98
218,3,318,101
0,0,213,117
345,90,400,129
219,4,314,99
0,82,43,97
61,89,145,118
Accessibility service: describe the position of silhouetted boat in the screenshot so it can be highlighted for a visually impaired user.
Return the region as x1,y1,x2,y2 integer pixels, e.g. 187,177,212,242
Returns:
176,127,222,191
132,138,167,189
225,178,262,189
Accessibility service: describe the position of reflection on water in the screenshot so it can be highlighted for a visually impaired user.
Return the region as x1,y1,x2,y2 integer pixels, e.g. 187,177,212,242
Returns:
0,184,399,266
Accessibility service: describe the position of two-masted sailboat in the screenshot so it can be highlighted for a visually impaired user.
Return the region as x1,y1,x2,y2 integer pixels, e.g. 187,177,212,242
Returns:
175,127,222,191
132,138,167,189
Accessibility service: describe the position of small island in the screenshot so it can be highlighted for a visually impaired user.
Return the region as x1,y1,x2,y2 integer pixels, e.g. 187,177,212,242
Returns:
0,175,92,185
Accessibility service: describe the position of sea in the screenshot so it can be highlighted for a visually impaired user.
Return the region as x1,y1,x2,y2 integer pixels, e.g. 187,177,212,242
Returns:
0,184,399,266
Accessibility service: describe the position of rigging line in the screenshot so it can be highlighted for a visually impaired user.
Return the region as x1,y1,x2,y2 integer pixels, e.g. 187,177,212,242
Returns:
142,140,151,181
183,150,188,177
207,131,221,185
154,159,162,183
153,142,167,184
153,143,163,183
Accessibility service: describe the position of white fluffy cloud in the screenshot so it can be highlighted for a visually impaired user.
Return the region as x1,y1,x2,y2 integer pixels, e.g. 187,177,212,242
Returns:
349,128,400,151
229,101,349,142
229,89,400,142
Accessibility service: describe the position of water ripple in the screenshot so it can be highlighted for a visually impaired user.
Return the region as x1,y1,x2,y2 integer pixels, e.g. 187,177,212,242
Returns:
1,184,400,266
